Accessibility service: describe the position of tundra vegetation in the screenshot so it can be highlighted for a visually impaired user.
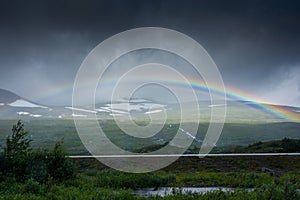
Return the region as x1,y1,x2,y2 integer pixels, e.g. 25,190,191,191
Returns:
0,121,299,199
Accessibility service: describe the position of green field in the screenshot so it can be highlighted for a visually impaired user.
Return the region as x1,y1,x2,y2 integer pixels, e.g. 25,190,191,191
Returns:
0,119,299,155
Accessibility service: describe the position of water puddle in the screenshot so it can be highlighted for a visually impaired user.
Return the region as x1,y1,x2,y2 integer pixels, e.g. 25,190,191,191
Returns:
132,187,253,197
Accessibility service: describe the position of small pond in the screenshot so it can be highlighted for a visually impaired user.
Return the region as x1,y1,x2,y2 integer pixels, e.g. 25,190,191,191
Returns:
132,187,253,197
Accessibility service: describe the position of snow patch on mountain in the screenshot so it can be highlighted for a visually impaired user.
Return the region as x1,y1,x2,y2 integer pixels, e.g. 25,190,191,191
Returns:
72,113,87,117
109,113,125,117
17,111,42,118
17,111,30,115
117,98,149,103
104,102,165,112
208,104,226,108
9,99,48,108
65,106,97,114
96,108,110,113
145,109,163,114
31,114,41,118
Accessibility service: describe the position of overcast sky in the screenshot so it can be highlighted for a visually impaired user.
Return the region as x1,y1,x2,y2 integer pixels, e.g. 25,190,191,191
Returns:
0,0,300,106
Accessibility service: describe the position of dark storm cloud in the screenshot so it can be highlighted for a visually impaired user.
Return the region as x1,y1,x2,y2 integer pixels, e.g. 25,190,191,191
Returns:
0,0,300,105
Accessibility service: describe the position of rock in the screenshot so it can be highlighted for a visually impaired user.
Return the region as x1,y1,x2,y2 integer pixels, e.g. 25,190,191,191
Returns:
261,167,282,177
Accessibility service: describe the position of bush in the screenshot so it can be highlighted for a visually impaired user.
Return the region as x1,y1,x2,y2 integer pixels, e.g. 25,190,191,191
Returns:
46,142,75,182
2,120,32,181
254,177,299,200
0,120,74,183
25,150,49,183
21,178,42,195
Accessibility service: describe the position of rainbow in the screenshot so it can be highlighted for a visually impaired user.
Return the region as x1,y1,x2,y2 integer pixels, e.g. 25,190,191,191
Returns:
110,75,300,122
33,81,73,105
31,76,300,122
188,79,300,122
147,77,300,122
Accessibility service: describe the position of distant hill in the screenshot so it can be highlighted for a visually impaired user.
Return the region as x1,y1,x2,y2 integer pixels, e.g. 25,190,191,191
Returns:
0,88,300,122
0,88,53,119
129,138,300,154
216,138,300,153
0,89,21,104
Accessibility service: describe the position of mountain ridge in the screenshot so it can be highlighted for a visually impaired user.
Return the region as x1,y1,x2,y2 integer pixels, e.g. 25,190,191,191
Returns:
0,88,21,104
0,88,299,121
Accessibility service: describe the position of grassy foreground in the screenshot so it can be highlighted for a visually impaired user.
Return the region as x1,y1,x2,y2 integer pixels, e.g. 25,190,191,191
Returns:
1,154,300,199
0,166,299,199
0,121,299,199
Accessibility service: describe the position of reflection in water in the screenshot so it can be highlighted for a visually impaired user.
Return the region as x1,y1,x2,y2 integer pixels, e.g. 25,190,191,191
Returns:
132,187,253,197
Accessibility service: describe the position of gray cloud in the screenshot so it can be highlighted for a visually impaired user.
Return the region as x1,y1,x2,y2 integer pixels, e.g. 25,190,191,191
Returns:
259,67,300,106
0,0,300,106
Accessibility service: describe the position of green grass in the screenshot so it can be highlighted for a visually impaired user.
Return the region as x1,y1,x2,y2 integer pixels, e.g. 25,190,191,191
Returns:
0,170,299,199
79,169,176,189
208,138,300,154
0,119,299,155
175,171,300,188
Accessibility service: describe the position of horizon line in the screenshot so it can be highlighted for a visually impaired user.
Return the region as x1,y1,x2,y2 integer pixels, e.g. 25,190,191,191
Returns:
68,153,300,158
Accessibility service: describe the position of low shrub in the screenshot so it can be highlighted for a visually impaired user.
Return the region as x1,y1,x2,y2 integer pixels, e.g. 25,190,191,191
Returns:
94,169,176,189
0,120,74,183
